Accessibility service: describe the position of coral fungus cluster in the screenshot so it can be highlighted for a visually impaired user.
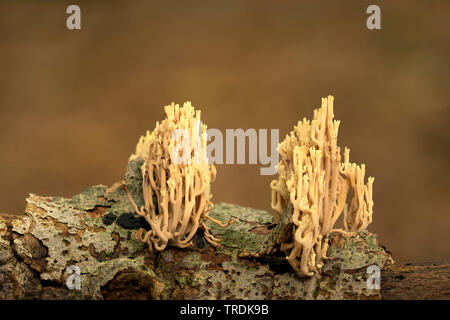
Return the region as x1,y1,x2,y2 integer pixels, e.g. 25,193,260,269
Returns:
125,101,233,251
270,95,374,276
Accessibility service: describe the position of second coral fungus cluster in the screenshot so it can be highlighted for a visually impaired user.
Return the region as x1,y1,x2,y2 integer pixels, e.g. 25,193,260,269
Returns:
270,95,374,276
125,102,233,252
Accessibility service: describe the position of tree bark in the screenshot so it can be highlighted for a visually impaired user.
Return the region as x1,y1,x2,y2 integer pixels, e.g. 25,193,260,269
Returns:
381,260,450,300
0,159,447,300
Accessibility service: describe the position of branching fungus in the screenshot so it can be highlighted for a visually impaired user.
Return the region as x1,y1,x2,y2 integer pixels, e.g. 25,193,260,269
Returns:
125,101,234,251
270,95,374,276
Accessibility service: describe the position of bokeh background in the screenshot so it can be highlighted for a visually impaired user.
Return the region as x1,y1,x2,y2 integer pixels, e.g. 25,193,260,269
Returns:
0,0,449,262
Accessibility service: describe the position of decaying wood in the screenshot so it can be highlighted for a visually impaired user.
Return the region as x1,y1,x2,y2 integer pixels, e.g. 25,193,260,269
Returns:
0,158,447,300
381,260,450,300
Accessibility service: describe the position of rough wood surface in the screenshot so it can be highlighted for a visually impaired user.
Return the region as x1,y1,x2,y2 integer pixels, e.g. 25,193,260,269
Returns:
381,260,450,300
0,158,446,300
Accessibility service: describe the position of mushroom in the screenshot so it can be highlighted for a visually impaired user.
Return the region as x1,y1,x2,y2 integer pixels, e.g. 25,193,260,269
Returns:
270,95,374,276
125,101,234,251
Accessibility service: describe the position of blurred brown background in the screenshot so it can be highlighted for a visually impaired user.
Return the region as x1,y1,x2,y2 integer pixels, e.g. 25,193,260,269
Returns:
0,0,449,262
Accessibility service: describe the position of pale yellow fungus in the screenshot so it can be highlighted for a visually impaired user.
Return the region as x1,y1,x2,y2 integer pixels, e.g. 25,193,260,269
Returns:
125,101,234,251
270,95,374,276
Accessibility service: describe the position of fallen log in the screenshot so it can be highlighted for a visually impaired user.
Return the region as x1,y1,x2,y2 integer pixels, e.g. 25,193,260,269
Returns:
0,158,446,300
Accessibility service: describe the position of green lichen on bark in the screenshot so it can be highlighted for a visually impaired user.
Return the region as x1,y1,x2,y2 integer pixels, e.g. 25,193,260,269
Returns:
69,185,111,211
325,230,391,272
206,203,272,252
0,166,151,298
106,158,145,215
